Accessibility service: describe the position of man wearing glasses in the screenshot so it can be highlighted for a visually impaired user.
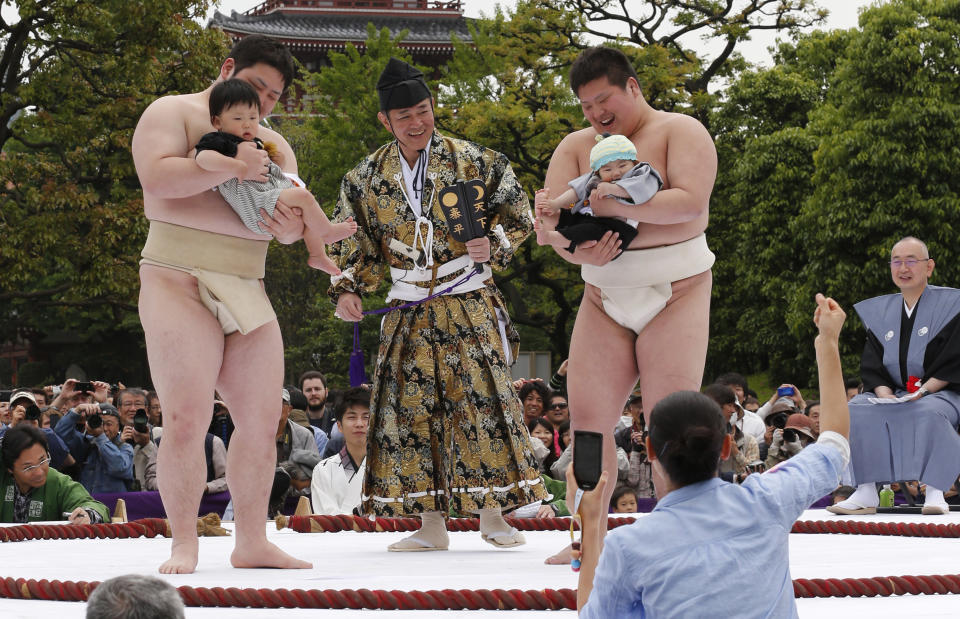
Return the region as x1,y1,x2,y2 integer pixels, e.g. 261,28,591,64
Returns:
545,394,570,429
829,236,960,516
0,425,109,524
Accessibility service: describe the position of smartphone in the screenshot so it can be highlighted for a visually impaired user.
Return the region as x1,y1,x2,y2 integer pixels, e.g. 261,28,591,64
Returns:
73,381,95,393
573,430,604,491
776,386,795,397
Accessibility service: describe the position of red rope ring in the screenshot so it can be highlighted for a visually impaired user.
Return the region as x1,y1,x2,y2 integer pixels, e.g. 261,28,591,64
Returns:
278,514,960,538
277,514,639,533
4,516,960,608
791,519,960,538
6,574,960,609
0,518,168,544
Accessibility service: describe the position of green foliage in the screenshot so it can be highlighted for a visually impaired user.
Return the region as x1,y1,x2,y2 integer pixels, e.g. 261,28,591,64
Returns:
0,1,229,384
543,0,828,101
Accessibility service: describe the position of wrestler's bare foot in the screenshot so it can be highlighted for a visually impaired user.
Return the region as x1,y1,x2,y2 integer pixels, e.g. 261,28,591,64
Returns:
544,543,573,565
230,540,313,569
159,540,199,574
307,250,341,275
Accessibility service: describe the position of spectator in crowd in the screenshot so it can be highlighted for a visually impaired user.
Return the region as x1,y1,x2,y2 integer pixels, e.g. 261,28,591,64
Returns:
47,379,111,417
844,376,862,400
528,417,554,451
528,416,564,473
116,388,147,427
85,574,185,619
613,407,655,500
30,388,47,407
715,372,749,404
38,408,55,429
703,384,762,484
276,388,321,492
891,481,926,506
610,485,638,513
615,394,643,452
0,425,109,524
54,402,134,493
523,418,551,472
128,418,158,492
754,384,804,423
208,399,234,449
572,293,850,616
2,390,75,472
287,385,328,455
765,413,816,470
163,424,228,495
621,393,643,428
804,400,821,435
548,359,569,394
711,379,765,448
545,393,570,429
145,391,162,427
518,379,551,426
203,433,228,495
311,387,370,515
300,370,337,434
0,395,10,427
829,237,960,516
510,473,570,519
742,394,760,413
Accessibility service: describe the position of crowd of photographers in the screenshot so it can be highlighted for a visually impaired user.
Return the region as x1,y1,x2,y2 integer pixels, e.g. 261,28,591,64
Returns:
3,364,951,525
0,370,373,524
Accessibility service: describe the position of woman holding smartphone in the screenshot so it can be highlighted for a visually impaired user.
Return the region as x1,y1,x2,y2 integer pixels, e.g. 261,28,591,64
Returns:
571,294,850,617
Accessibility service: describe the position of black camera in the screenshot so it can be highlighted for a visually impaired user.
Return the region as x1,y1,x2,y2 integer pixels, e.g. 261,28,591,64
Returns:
24,405,42,421
73,381,95,393
768,411,789,430
87,412,102,430
783,428,798,443
133,408,149,434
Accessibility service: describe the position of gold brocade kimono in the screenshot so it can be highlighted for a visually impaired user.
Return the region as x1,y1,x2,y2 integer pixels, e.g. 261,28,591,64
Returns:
329,132,547,516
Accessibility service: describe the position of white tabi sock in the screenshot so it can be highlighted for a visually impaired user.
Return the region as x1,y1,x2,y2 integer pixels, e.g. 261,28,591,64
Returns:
925,487,947,507
387,511,449,552
838,483,880,509
479,507,525,547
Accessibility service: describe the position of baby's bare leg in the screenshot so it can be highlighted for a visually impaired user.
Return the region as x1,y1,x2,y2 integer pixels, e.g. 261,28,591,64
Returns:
276,187,357,274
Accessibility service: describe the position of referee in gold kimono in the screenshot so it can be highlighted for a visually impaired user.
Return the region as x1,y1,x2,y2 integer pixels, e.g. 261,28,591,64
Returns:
329,58,546,551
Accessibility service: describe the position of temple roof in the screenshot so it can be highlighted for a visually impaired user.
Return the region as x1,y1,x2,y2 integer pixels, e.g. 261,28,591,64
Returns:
208,3,473,50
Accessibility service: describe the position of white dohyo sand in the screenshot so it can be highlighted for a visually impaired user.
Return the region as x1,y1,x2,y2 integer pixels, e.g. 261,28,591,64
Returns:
3,509,960,618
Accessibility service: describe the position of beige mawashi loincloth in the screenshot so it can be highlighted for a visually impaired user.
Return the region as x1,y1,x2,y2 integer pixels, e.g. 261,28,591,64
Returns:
140,221,274,335
581,233,715,334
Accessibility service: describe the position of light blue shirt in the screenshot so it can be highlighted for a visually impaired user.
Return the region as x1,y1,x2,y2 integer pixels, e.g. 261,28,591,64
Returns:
581,442,844,619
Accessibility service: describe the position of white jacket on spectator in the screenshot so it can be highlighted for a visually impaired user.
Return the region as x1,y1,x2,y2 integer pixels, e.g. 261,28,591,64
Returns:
310,448,365,515
736,406,766,445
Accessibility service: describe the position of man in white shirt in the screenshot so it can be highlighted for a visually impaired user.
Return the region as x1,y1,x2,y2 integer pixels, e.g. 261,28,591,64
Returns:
310,388,370,515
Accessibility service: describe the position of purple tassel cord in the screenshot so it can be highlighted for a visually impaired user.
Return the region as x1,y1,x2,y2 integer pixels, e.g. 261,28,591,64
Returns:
348,268,483,387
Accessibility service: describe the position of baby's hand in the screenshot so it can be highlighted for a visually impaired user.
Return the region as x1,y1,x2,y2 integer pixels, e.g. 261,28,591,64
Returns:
596,181,616,196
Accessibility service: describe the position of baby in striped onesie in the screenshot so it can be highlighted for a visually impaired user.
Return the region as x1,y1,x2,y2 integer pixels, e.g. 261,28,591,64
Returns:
193,79,356,274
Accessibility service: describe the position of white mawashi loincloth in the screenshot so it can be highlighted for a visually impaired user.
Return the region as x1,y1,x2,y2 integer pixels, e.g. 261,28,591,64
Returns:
581,233,715,334
140,221,274,335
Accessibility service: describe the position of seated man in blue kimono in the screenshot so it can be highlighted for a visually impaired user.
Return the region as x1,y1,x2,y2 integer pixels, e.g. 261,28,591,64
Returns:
829,236,960,515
